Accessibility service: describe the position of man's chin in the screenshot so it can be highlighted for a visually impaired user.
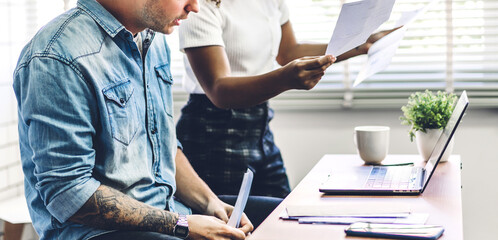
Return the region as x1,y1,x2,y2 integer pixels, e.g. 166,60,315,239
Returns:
149,25,175,35
161,26,175,35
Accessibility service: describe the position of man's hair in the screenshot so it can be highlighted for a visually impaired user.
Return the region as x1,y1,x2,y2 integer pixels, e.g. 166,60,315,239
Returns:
209,0,221,7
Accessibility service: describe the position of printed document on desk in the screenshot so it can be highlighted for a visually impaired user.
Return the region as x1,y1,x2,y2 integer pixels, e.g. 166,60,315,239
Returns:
298,213,429,225
325,0,395,57
281,202,427,225
286,202,411,217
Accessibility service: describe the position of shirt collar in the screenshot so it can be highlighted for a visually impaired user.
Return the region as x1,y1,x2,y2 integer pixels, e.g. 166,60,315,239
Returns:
77,0,125,38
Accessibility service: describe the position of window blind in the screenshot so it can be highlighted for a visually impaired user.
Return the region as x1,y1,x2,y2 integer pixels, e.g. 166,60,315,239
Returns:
270,0,498,109
6,0,498,110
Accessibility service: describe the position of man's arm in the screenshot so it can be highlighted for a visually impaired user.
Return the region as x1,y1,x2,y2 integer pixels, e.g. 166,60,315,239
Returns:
69,185,178,234
68,153,252,240
174,149,218,214
174,149,253,238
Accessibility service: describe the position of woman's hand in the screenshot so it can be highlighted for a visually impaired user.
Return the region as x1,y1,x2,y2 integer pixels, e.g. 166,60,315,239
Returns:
280,55,336,90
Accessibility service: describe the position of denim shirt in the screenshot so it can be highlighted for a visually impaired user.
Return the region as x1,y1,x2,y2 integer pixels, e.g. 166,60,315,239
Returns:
13,0,190,239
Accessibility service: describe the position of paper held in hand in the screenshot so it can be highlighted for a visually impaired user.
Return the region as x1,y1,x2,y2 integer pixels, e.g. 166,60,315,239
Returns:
325,0,396,57
353,0,440,87
227,169,254,228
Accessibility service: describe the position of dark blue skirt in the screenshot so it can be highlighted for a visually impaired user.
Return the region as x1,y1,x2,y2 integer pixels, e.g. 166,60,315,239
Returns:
176,94,290,198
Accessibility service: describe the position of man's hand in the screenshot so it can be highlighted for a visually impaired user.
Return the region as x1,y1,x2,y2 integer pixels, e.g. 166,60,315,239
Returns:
204,197,253,236
187,215,247,240
174,150,253,238
280,55,336,90
187,198,253,239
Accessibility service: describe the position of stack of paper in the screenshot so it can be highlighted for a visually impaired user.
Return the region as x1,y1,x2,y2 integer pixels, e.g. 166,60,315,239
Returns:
297,214,429,225
282,202,428,225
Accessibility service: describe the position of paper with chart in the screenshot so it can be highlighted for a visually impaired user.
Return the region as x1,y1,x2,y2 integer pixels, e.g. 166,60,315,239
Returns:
227,169,253,228
325,0,396,57
353,0,440,87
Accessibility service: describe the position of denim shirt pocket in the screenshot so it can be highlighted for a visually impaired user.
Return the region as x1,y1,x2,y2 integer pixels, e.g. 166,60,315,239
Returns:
155,64,174,117
103,79,139,145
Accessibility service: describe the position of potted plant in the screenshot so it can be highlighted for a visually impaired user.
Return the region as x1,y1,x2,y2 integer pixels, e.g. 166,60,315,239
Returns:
400,90,457,162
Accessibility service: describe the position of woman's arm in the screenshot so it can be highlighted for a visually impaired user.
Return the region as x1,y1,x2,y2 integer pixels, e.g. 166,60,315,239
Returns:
277,21,401,64
276,21,328,65
185,46,334,109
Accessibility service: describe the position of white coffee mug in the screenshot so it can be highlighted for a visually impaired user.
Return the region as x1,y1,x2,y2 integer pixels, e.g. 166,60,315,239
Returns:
354,126,390,164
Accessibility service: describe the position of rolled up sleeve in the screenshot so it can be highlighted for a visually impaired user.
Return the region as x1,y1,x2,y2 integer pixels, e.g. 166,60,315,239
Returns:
17,57,100,223
46,178,100,223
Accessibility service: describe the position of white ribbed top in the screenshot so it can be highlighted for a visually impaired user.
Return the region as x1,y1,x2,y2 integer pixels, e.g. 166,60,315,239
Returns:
178,0,290,94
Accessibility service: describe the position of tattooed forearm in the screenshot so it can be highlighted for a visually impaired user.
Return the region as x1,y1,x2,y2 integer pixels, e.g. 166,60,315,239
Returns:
68,185,178,234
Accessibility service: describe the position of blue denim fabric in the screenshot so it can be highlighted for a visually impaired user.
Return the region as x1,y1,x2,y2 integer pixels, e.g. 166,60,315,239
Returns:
13,0,189,239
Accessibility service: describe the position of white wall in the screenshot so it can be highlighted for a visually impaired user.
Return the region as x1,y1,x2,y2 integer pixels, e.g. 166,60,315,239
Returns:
266,107,498,239
0,84,23,202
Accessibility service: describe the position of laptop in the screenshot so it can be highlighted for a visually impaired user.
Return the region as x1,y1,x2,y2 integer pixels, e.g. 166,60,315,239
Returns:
319,91,469,195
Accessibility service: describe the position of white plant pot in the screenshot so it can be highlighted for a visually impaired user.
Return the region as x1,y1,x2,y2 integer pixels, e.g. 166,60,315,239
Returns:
415,128,454,162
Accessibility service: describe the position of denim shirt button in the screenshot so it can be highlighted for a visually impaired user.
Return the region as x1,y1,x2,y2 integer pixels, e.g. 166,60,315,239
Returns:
119,98,125,104
151,129,157,134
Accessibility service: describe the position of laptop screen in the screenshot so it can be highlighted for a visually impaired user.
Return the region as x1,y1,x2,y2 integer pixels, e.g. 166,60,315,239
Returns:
422,91,469,191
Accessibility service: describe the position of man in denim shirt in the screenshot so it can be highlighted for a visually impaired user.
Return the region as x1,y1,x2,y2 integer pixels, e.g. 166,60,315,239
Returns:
13,0,253,239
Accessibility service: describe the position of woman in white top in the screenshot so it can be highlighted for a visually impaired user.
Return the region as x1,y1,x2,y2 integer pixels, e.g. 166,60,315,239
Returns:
176,0,392,198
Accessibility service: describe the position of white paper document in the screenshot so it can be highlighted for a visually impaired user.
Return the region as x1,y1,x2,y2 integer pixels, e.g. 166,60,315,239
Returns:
395,0,439,28
298,213,429,225
353,0,439,87
353,26,407,87
326,0,396,57
227,169,254,228
286,202,411,217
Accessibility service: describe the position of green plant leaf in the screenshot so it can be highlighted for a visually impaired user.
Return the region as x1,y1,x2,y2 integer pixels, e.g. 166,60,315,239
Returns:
400,90,457,142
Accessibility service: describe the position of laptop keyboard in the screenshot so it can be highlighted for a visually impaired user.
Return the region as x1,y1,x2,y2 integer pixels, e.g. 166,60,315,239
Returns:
365,166,421,189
